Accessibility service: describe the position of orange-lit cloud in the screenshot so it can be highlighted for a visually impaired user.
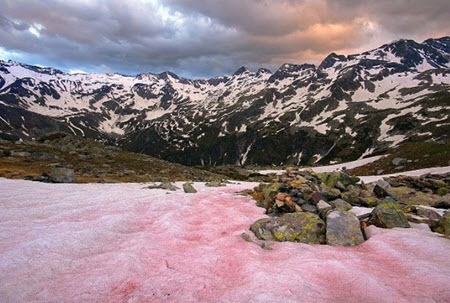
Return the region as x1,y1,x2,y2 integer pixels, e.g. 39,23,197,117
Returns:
0,0,448,77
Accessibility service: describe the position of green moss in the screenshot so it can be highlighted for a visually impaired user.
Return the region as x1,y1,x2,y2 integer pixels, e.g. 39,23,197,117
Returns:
437,187,448,196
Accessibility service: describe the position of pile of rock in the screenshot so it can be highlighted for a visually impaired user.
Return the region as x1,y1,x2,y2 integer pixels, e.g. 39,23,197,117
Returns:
249,169,450,246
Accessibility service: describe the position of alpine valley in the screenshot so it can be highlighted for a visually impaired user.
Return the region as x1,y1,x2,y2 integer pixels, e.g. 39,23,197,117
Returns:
1,37,449,166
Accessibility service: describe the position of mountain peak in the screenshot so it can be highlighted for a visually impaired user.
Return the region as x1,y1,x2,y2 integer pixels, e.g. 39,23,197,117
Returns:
233,66,250,75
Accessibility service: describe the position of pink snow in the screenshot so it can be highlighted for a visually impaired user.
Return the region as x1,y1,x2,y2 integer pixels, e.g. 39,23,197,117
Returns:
0,178,449,303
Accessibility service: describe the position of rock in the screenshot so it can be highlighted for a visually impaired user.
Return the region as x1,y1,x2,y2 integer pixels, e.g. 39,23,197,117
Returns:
349,206,374,219
30,152,55,160
301,203,318,213
319,185,341,200
359,196,380,207
289,177,309,189
326,210,364,246
183,182,197,193
256,182,281,209
276,193,288,201
373,179,395,199
328,199,352,211
205,181,226,187
392,157,407,166
317,171,359,188
250,213,326,244
10,151,31,157
161,182,179,191
435,213,450,236
311,192,325,204
370,201,410,228
434,196,450,209
260,242,273,250
240,232,252,242
317,200,332,212
340,190,360,206
50,167,76,183
0,149,4,157
416,206,444,221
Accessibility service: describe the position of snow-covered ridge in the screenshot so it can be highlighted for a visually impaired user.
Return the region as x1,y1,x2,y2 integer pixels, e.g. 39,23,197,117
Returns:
0,37,449,166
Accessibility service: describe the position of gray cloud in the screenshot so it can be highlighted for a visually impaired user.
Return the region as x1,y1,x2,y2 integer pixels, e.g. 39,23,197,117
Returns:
0,0,449,78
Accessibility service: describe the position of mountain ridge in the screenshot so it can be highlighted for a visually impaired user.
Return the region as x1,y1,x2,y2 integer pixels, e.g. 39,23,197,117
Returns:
0,36,449,166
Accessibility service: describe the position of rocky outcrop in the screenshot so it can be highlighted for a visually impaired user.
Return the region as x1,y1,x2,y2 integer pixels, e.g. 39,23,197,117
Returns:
248,169,450,246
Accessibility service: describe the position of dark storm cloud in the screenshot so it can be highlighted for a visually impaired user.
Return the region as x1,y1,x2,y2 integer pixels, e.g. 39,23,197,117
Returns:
0,0,449,78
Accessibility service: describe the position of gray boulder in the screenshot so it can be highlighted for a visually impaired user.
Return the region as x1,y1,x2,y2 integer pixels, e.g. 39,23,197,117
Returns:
392,157,407,166
416,206,445,220
183,182,197,193
326,210,364,246
373,179,395,199
160,182,179,191
50,167,76,183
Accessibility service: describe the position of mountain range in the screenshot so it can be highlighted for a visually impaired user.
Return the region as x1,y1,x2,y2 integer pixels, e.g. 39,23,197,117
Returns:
0,37,449,166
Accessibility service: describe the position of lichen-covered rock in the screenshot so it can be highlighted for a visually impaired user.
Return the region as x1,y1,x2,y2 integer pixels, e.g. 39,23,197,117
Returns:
360,196,380,207
317,172,359,189
370,201,410,228
326,210,364,246
319,184,341,200
341,189,360,206
328,199,352,211
50,167,75,183
250,213,325,244
256,182,281,209
435,212,450,236
183,182,197,193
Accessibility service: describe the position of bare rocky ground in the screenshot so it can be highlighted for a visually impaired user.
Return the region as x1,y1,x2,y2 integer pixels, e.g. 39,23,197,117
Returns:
0,133,225,183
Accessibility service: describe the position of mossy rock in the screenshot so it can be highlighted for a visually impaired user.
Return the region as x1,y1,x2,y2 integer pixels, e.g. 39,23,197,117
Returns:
370,201,410,228
328,198,352,211
360,196,380,207
289,177,309,189
435,212,450,236
250,212,326,244
255,182,281,209
341,190,360,206
320,184,341,200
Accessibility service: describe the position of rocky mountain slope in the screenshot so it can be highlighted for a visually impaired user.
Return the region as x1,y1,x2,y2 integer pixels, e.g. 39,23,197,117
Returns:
0,37,449,166
0,134,224,183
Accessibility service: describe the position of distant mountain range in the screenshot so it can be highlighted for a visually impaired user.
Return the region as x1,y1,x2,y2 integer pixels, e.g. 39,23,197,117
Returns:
0,37,449,166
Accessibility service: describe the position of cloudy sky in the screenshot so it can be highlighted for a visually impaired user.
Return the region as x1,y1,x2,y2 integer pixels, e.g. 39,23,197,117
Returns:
0,0,449,78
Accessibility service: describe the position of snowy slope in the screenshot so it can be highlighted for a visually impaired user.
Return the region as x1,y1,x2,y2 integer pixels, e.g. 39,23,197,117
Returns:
0,178,449,302
0,37,449,165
